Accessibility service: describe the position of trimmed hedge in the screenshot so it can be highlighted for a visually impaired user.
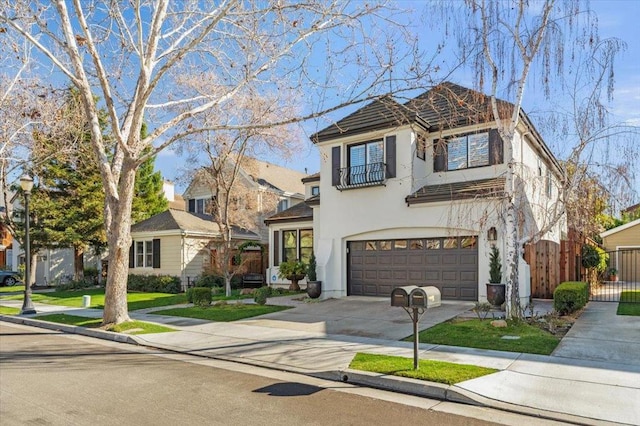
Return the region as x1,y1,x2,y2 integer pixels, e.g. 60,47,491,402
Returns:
192,287,212,307
253,286,271,305
193,273,243,289
127,274,181,294
554,281,589,315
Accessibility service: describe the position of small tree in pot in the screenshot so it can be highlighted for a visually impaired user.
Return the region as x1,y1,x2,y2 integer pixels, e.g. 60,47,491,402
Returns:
486,246,506,307
306,252,321,299
278,259,307,291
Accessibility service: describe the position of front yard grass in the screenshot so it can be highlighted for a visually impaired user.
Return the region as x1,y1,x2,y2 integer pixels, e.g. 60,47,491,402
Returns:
0,306,21,315
151,304,290,322
409,318,561,355
0,285,25,293
618,291,640,316
349,353,498,385
35,313,176,334
0,288,187,311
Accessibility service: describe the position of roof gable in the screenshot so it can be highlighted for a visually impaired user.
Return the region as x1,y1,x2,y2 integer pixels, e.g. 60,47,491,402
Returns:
601,218,640,238
311,96,426,143
131,209,259,239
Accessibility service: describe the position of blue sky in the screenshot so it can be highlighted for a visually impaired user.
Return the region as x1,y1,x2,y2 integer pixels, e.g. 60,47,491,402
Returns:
155,1,639,203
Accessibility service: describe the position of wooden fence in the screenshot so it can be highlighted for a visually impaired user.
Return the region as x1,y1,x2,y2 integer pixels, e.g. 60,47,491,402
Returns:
526,229,592,299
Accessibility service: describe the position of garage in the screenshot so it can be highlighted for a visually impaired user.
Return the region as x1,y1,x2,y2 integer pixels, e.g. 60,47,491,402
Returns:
347,236,478,300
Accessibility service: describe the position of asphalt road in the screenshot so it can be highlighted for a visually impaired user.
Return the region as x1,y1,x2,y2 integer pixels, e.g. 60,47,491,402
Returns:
0,322,560,425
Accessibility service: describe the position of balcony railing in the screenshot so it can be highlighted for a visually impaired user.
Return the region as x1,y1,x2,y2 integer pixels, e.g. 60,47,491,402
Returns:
336,162,387,190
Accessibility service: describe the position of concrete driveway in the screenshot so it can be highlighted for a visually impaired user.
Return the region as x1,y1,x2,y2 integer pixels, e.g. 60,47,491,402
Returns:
239,296,474,340
552,301,640,366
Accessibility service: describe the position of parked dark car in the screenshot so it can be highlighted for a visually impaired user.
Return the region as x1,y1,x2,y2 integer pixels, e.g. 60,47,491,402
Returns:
0,270,20,286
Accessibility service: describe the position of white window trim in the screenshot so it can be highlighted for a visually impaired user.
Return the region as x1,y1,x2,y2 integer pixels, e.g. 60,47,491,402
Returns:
135,240,154,268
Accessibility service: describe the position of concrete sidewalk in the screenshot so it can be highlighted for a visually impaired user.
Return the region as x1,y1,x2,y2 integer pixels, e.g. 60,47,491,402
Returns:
1,298,638,425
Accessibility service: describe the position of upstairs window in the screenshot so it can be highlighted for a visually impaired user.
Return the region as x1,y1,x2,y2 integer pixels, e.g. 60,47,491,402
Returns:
277,199,289,212
434,129,502,172
311,186,320,196
349,140,384,184
447,133,489,170
188,197,212,214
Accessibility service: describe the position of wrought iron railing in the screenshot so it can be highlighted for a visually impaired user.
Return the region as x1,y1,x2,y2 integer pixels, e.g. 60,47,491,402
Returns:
336,162,387,190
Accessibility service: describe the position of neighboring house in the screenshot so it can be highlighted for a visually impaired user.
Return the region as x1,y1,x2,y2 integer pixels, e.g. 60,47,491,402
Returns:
0,207,11,268
266,82,566,304
183,158,307,242
129,209,260,288
600,218,640,283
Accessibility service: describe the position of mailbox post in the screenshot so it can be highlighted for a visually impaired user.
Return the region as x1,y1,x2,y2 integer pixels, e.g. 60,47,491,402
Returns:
390,286,441,370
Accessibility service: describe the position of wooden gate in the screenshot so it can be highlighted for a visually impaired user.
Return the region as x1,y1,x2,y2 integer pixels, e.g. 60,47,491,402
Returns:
525,240,561,299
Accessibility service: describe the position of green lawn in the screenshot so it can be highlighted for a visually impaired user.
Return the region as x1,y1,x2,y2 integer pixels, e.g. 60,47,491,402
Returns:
618,291,640,316
0,306,21,315
410,318,560,355
0,288,187,311
151,304,290,322
35,313,176,334
349,353,498,385
0,285,25,293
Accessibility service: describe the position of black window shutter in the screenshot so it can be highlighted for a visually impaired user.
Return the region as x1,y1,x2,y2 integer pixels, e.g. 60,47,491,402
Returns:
129,242,135,268
331,146,341,186
489,129,504,165
433,139,447,172
188,199,195,212
152,238,161,268
385,135,396,178
273,231,280,266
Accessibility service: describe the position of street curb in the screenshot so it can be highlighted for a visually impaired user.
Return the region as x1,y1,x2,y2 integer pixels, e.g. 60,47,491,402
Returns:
338,369,612,426
0,314,138,345
0,316,618,426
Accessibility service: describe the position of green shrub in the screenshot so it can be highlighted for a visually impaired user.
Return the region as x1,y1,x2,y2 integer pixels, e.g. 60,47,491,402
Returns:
194,273,224,288
554,281,589,315
127,274,181,294
56,279,97,291
191,287,212,307
254,286,271,305
84,267,99,278
581,245,608,272
186,288,194,303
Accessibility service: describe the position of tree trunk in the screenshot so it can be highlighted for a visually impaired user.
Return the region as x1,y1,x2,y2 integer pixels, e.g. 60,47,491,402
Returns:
504,162,521,319
102,163,137,325
74,246,85,281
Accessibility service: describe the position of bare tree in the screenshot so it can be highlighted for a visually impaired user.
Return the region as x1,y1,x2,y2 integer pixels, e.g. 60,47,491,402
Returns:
1,1,430,324
431,0,634,317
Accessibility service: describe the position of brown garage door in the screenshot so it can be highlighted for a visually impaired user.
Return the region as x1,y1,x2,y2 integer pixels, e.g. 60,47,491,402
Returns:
347,236,478,300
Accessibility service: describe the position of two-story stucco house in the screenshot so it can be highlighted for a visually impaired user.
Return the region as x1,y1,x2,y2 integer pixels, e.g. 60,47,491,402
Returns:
266,82,566,304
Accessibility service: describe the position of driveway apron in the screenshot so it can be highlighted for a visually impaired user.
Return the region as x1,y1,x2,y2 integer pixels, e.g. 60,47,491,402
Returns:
238,296,474,340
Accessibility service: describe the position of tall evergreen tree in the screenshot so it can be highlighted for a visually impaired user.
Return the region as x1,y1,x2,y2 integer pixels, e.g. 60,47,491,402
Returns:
28,89,106,281
132,124,168,224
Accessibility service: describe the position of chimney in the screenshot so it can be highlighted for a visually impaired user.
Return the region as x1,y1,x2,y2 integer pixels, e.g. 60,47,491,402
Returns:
163,180,175,202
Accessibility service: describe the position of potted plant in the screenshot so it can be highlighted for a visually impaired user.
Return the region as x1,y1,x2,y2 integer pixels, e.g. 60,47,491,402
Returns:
607,267,618,282
306,252,321,299
278,259,307,291
486,246,506,307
